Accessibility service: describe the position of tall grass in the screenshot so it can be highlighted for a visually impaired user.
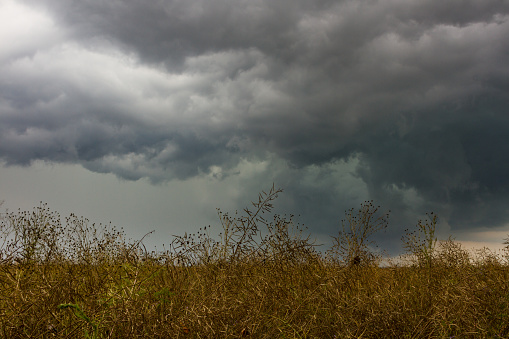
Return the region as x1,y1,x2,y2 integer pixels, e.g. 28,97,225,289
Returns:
0,186,508,338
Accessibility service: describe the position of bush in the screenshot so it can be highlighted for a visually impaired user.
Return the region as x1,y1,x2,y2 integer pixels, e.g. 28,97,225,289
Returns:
327,201,390,267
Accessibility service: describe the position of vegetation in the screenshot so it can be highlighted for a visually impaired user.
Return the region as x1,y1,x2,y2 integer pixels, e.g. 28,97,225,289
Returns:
1,185,508,338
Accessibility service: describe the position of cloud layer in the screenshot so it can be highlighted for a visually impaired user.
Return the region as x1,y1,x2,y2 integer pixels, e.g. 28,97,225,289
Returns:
2,0,509,246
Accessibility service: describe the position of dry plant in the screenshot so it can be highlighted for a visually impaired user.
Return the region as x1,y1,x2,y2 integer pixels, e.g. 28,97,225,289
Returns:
327,201,390,267
402,212,438,269
1,186,509,338
169,184,317,267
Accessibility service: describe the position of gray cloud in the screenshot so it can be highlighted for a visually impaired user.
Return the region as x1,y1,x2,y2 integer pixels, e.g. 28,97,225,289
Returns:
2,0,509,251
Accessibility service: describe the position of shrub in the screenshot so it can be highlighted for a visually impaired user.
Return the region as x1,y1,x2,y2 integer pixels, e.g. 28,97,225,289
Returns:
402,212,438,269
327,200,390,267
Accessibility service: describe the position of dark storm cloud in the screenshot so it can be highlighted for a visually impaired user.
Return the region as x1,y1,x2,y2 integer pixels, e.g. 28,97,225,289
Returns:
3,0,509,239
21,0,509,65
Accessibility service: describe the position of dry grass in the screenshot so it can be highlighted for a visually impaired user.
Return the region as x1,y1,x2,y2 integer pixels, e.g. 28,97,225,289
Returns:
1,187,509,338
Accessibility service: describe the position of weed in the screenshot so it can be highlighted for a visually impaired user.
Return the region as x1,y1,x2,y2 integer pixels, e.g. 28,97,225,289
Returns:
402,212,438,269
57,303,99,339
328,200,390,267
0,186,508,338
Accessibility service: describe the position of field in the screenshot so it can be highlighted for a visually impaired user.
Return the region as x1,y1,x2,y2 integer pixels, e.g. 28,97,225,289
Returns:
1,186,508,338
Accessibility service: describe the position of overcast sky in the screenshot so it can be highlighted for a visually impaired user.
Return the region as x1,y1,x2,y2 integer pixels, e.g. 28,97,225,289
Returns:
1,0,509,257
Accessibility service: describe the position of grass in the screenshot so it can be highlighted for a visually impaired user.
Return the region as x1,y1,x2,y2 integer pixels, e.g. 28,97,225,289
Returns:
1,185,509,338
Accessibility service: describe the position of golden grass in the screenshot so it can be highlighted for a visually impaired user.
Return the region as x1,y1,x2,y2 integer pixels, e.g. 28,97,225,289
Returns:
1,188,508,338
2,257,509,338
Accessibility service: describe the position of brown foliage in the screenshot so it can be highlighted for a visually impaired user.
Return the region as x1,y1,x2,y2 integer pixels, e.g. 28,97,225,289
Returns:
1,188,509,338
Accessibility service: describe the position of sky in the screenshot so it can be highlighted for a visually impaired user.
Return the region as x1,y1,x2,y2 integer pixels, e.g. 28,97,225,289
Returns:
1,0,509,258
